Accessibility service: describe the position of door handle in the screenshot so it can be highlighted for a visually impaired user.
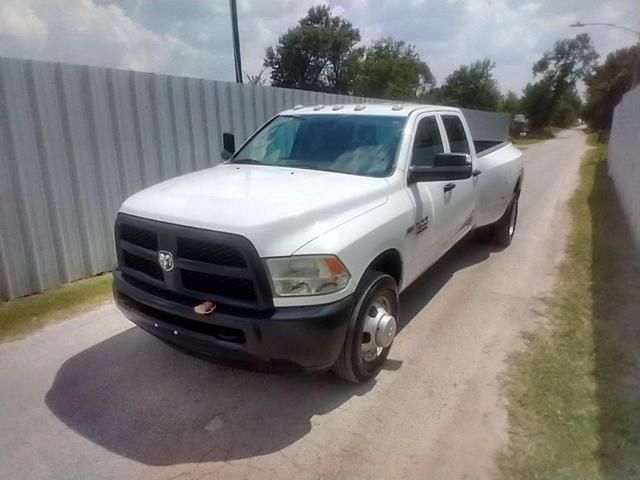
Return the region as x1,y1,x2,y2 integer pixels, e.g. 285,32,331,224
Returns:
444,182,456,192
472,169,482,177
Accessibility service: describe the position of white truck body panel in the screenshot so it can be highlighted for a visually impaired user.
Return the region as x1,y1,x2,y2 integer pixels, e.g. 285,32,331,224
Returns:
475,142,524,226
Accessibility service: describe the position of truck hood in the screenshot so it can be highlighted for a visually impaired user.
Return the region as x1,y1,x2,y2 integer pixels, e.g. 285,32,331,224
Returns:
119,164,388,257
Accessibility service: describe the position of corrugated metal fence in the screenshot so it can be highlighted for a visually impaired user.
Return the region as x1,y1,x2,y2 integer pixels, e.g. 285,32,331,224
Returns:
608,84,640,251
0,57,372,300
0,56,509,300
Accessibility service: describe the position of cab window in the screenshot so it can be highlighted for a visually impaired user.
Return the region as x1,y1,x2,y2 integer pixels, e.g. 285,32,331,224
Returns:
411,116,444,167
442,115,470,154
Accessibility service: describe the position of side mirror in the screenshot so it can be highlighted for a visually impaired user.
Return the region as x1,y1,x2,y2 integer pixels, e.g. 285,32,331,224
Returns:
408,153,472,183
221,132,235,160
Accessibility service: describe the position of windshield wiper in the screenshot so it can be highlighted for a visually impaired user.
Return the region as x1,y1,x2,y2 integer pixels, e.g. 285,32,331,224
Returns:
232,158,263,165
232,159,320,171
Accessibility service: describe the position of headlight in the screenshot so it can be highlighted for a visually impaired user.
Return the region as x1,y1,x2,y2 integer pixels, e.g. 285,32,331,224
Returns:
265,255,350,296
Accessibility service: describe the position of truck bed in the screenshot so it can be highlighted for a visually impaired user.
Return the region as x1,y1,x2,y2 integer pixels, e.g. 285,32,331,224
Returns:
474,140,508,157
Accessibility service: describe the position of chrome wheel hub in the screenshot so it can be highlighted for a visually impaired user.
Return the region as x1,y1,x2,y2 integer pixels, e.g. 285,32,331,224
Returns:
361,298,396,362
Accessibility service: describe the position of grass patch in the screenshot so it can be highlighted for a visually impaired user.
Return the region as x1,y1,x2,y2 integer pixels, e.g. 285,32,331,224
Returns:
499,133,640,479
0,273,113,342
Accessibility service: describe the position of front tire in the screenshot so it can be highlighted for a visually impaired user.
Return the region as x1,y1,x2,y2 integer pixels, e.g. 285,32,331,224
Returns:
332,271,399,383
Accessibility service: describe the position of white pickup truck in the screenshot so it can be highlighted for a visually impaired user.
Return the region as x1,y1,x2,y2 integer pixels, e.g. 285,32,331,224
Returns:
113,104,523,382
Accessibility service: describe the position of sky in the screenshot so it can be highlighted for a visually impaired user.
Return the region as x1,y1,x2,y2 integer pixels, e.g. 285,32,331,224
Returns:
0,0,638,95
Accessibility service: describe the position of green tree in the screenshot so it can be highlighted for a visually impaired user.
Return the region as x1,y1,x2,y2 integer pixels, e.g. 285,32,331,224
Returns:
583,45,639,131
419,86,444,105
551,88,582,127
439,59,501,110
264,5,362,93
500,90,521,115
521,79,554,129
353,38,434,100
521,79,582,129
526,33,598,128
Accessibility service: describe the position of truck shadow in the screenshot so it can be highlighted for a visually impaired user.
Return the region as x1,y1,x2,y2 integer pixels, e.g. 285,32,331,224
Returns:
45,235,500,466
45,328,374,465
398,235,501,332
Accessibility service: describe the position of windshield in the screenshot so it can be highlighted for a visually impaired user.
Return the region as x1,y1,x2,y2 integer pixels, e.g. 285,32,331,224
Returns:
230,114,406,177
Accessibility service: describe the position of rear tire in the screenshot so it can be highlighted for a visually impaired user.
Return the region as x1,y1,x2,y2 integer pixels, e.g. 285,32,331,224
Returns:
474,192,519,247
474,225,494,243
332,271,399,383
494,193,519,246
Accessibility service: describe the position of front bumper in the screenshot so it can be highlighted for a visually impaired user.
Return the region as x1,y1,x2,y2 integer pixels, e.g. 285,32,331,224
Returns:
113,270,353,372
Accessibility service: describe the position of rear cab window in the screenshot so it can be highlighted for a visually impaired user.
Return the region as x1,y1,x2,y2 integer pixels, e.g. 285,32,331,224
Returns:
442,115,470,154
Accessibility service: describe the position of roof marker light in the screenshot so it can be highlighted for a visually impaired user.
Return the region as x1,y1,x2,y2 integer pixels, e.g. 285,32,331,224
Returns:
354,104,366,111
313,104,325,111
391,104,404,111
332,104,344,111
293,104,304,110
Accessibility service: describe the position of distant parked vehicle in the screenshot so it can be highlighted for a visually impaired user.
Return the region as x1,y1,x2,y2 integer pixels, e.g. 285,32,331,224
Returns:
113,103,523,382
512,114,528,137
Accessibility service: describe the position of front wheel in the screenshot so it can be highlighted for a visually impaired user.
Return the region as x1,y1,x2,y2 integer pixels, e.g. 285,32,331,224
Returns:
332,271,399,383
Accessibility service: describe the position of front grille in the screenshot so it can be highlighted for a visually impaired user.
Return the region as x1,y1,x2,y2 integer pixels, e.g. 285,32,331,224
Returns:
177,237,246,267
115,214,272,310
182,270,256,301
120,224,158,250
123,251,163,280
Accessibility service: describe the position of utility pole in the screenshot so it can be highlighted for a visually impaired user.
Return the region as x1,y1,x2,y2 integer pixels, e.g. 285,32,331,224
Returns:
229,0,243,83
570,21,640,86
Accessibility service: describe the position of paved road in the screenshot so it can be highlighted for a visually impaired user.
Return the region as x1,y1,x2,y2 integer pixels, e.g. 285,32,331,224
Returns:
0,130,587,480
